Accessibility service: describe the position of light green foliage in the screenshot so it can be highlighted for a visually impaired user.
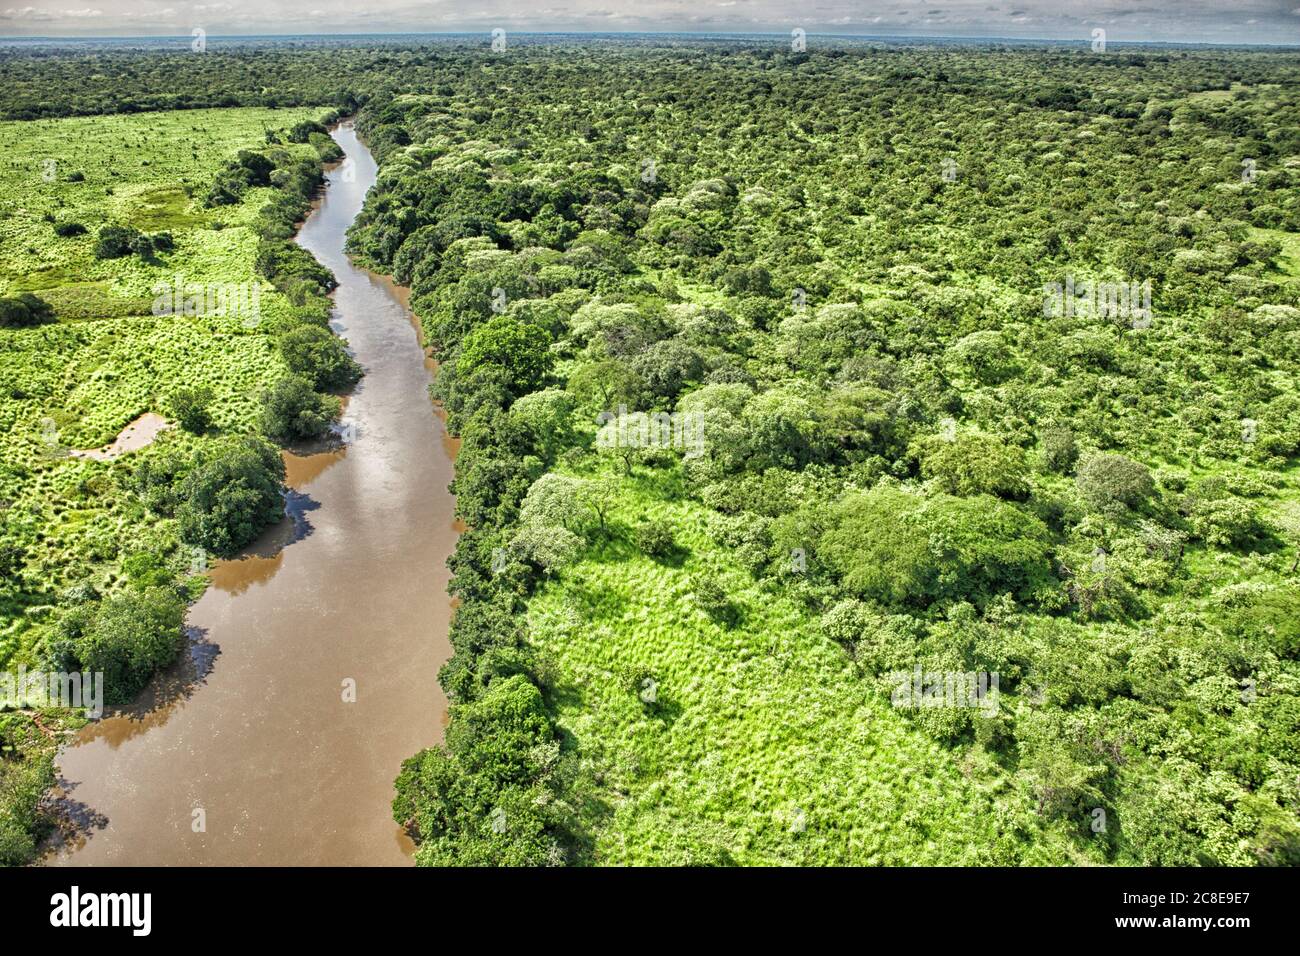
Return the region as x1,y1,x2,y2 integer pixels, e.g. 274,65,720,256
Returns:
526,481,1045,865
456,315,553,395
817,485,1054,607
918,431,1031,499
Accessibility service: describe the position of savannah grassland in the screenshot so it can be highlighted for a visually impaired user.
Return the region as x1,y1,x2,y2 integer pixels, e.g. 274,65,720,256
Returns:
0,107,322,660
0,106,327,860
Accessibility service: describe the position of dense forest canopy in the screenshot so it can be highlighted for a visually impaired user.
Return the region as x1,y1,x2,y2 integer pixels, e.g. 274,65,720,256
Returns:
342,39,1300,865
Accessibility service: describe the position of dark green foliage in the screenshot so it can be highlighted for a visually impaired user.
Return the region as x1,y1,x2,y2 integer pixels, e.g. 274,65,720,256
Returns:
0,737,56,866
92,224,173,260
817,485,1054,607
131,441,192,515
255,238,335,296
0,292,55,328
93,223,139,259
1076,453,1156,514
456,316,553,396
634,519,677,559
19,37,1293,867
393,675,569,866
175,434,286,556
259,374,341,443
278,324,361,391
206,149,276,206
287,119,329,144
74,586,187,705
167,385,214,434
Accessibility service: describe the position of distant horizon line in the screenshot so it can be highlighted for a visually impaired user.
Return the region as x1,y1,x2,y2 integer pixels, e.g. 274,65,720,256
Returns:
0,29,1297,50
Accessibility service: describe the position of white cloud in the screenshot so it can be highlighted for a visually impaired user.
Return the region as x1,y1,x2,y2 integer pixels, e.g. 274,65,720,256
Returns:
0,1,1295,42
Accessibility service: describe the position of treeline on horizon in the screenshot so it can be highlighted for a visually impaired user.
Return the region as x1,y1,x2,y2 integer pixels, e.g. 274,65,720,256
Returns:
0,39,1296,120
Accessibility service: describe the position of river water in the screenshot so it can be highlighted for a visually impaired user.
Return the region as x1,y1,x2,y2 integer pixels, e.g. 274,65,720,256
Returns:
46,124,456,866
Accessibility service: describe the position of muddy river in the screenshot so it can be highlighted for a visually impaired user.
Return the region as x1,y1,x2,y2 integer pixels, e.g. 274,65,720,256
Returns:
47,124,456,865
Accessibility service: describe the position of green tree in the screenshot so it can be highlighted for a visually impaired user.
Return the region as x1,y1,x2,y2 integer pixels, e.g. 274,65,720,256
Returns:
75,587,187,704
167,386,215,434
176,435,286,555
457,316,552,395
0,292,55,328
393,675,566,867
278,324,362,391
260,375,341,443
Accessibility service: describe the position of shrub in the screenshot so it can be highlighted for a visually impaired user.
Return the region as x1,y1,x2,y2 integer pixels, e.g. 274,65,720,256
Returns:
53,221,87,237
1189,496,1272,549
819,486,1054,607
175,434,286,555
634,519,677,558
278,324,361,391
0,750,55,866
131,443,192,515
1038,426,1079,474
260,375,341,443
1076,452,1155,513
74,587,187,704
919,432,1030,499
167,386,215,434
93,223,140,259
690,573,733,622
0,292,55,328
288,119,329,144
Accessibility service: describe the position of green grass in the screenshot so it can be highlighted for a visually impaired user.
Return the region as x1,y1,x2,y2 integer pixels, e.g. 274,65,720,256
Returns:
0,107,328,669
527,467,1073,865
1249,227,1300,281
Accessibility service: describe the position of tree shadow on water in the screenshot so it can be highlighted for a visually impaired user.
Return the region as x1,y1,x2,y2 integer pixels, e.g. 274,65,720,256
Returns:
72,625,220,750
39,775,109,859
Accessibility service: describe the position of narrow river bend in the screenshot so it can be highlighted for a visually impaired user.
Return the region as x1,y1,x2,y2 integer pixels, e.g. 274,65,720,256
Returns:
47,125,456,866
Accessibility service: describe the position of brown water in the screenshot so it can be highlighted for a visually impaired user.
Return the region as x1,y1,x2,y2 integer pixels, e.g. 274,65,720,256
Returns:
46,125,457,866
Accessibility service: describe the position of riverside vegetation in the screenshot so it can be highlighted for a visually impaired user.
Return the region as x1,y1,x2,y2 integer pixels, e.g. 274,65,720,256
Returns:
2,37,1299,866
0,103,358,863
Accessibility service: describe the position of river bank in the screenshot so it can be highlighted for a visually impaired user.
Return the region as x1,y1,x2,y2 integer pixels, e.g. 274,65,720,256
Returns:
44,124,459,866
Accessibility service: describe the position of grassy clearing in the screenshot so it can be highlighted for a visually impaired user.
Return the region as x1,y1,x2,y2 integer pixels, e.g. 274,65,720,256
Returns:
527,467,1069,865
0,107,326,669
1249,227,1300,281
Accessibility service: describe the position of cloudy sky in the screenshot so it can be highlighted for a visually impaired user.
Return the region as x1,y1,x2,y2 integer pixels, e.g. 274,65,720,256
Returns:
1,1,1298,44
